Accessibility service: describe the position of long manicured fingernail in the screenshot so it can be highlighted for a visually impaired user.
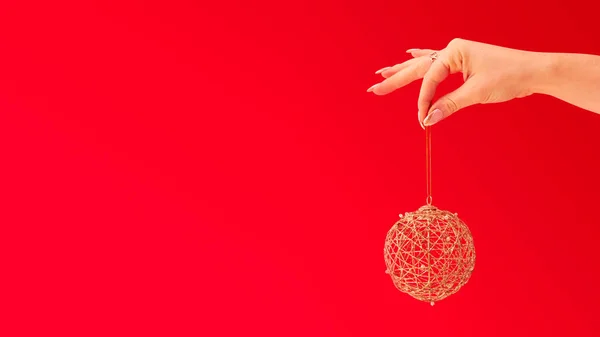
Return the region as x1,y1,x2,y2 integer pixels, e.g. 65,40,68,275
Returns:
366,83,380,93
406,48,420,53
375,66,391,74
423,108,444,126
418,111,425,129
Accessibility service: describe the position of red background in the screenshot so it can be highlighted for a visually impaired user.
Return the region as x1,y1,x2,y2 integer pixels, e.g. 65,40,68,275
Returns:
0,1,599,336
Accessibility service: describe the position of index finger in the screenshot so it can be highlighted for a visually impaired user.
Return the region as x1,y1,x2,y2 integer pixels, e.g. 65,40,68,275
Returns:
418,53,451,123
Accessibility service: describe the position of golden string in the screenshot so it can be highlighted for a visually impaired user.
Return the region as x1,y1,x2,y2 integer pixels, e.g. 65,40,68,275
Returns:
425,126,432,205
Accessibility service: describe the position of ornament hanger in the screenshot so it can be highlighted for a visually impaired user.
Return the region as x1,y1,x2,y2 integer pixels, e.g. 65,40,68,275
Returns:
425,126,432,206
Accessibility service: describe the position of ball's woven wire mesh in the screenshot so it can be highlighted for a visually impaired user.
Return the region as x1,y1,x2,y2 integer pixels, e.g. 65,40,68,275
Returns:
384,205,475,305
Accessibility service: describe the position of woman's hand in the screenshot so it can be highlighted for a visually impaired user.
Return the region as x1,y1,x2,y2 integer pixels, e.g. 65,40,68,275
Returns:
367,38,545,128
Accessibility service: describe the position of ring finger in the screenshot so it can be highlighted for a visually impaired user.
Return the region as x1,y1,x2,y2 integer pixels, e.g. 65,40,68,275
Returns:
372,55,435,95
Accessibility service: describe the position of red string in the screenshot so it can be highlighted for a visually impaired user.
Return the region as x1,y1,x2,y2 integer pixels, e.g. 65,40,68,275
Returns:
425,126,432,205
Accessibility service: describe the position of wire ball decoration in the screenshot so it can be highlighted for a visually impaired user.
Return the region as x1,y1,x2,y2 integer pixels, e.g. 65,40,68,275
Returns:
384,205,475,305
383,126,475,306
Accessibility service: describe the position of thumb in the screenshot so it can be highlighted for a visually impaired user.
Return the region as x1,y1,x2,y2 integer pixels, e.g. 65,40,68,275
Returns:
423,80,481,126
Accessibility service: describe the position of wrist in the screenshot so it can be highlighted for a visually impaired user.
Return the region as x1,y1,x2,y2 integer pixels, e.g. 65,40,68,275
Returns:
527,51,562,97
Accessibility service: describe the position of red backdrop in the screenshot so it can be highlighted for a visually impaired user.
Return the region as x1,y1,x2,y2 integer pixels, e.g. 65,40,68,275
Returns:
1,1,599,336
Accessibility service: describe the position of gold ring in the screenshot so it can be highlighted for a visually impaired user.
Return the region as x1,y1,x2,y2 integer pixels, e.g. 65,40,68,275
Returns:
430,51,438,62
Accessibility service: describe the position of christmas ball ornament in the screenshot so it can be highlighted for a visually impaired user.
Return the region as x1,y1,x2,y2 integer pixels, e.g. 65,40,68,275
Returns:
384,127,476,305
384,205,475,305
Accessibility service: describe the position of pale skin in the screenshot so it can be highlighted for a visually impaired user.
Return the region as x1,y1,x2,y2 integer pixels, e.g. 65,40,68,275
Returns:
367,38,600,128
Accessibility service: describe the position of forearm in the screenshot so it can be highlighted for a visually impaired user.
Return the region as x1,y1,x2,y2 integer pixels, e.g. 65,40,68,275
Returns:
531,52,600,114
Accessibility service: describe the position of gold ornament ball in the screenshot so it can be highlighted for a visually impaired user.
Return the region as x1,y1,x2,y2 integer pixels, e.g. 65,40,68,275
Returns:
383,205,476,305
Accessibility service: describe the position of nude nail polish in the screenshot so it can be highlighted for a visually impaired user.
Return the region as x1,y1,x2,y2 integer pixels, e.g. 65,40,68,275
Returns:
366,83,379,93
418,111,425,129
406,48,420,53
423,109,443,126
375,67,391,74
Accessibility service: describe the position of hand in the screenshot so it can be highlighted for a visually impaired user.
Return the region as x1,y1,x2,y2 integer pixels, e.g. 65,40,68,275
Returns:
367,38,542,128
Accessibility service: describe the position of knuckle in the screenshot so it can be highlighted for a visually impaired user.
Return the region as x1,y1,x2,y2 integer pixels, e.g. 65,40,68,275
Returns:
443,39,466,73
448,38,464,48
445,97,459,112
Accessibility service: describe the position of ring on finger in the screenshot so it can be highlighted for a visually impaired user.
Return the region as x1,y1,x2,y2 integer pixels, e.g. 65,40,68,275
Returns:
429,51,438,62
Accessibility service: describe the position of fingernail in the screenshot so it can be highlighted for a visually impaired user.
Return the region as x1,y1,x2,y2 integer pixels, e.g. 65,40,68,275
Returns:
417,110,424,129
423,108,443,126
406,48,420,53
366,83,379,93
418,111,425,129
375,66,391,74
